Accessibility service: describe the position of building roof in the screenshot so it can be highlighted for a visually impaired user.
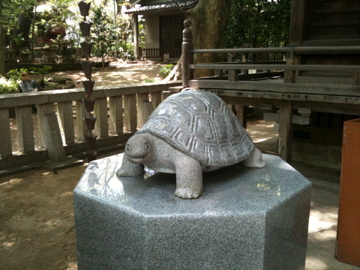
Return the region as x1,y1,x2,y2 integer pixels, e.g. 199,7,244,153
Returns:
126,0,198,15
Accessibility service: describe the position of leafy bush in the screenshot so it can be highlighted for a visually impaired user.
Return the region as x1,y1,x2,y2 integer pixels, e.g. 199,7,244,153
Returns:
0,77,18,94
144,78,155,83
158,64,174,78
6,68,28,82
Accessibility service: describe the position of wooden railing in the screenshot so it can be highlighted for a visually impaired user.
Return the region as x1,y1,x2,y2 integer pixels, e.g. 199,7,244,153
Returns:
142,47,182,59
181,19,360,90
0,82,181,172
180,19,360,162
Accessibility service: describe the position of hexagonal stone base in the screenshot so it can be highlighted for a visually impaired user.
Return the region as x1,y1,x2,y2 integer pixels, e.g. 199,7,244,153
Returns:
74,154,312,270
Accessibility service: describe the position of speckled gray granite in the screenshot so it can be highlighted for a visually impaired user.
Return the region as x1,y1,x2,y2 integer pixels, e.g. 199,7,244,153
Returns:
74,154,312,270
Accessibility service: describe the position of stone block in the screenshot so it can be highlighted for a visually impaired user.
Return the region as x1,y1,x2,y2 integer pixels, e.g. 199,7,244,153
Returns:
74,154,312,270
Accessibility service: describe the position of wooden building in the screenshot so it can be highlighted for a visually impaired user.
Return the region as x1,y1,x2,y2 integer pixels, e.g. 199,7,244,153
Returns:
182,0,360,170
127,0,198,60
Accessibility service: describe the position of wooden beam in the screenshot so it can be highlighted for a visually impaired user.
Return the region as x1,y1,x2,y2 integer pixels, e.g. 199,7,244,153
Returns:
278,101,292,162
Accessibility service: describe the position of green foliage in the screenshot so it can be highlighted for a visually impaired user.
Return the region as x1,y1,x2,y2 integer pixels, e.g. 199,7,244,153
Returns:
225,0,291,51
90,7,116,61
158,64,174,78
0,77,18,94
144,78,155,83
29,65,52,88
29,65,52,74
6,68,28,82
0,0,34,31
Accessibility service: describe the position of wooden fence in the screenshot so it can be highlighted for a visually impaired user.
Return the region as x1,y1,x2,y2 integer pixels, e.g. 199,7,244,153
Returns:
0,82,181,173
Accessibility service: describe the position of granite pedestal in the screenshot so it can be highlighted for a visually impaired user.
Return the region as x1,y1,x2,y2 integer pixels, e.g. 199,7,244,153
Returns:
74,154,312,270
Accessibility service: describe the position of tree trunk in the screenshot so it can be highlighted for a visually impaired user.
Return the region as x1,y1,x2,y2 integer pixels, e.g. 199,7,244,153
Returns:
12,7,33,49
0,0,5,76
188,0,231,77
0,22,5,76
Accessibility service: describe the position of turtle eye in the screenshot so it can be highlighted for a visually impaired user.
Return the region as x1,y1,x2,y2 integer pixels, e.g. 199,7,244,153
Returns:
144,142,150,149
126,144,130,152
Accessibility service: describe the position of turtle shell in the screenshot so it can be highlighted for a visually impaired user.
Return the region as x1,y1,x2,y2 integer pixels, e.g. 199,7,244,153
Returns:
137,90,254,167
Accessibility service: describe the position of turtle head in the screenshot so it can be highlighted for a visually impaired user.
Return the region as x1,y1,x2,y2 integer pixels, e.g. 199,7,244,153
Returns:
125,134,151,163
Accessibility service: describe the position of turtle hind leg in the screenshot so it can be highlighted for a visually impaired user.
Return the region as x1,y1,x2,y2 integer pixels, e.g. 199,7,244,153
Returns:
117,155,144,177
242,147,266,168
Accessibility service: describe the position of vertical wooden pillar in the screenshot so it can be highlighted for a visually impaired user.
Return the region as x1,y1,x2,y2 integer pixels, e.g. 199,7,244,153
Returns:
150,92,162,108
57,101,75,145
278,100,292,162
182,19,192,88
235,104,247,128
137,93,154,129
124,94,137,133
37,104,67,162
109,96,123,135
76,100,87,142
0,108,12,158
336,119,360,267
133,15,140,60
15,106,34,153
94,97,109,138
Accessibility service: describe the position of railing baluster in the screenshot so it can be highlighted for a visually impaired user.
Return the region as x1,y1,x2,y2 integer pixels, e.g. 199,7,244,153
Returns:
0,108,12,158
137,93,153,128
37,103,67,162
150,92,162,108
76,100,87,142
123,94,137,133
94,97,109,138
15,106,34,153
57,101,75,145
109,96,123,135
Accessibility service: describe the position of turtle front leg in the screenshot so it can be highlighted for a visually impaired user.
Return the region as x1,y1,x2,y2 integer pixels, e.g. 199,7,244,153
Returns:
117,154,144,177
174,155,203,199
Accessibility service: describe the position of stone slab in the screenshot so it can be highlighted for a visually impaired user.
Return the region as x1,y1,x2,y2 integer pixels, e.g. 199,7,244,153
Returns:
74,154,312,270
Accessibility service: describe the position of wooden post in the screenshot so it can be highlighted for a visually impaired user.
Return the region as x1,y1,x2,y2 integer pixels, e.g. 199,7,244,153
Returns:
278,100,292,162
150,92,162,108
137,93,154,129
109,96,123,135
15,106,35,153
94,97,109,138
235,104,247,128
229,70,239,81
0,108,12,158
76,100,87,142
353,71,360,85
284,46,296,83
241,54,248,75
37,104,67,162
133,15,140,60
57,101,75,145
182,19,192,88
124,94,137,133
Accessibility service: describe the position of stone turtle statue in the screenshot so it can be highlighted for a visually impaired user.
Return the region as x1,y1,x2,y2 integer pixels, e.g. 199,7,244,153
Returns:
117,89,265,199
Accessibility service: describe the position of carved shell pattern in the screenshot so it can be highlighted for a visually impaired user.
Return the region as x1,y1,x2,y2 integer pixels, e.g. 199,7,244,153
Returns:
138,90,254,167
